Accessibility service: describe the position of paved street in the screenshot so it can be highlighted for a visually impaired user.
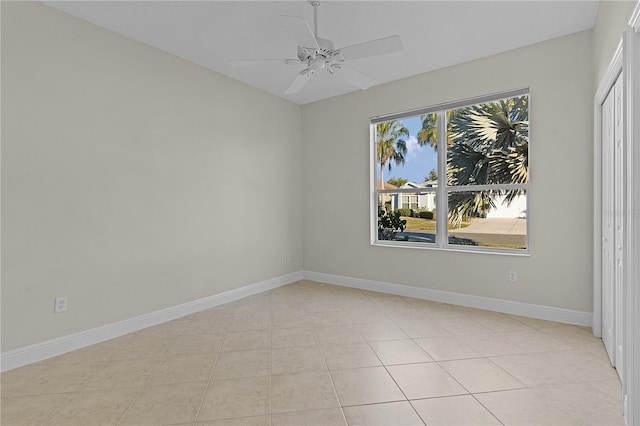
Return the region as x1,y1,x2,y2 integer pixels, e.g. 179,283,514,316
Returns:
449,218,526,247
398,218,527,247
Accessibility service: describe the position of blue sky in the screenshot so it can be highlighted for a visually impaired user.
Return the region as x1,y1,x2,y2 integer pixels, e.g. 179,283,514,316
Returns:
380,115,438,184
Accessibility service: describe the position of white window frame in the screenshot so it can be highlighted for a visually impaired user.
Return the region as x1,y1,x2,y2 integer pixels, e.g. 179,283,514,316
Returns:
370,88,531,255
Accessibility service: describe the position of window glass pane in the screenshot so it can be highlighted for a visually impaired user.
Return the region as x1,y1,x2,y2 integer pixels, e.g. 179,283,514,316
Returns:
375,114,438,191
376,194,405,242
447,190,527,249
446,95,529,187
377,194,437,244
398,192,437,244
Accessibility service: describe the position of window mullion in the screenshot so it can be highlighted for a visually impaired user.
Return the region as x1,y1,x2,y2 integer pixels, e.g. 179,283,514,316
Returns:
437,110,448,248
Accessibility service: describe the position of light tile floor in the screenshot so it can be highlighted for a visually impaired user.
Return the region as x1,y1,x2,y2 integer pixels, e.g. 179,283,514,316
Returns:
1,280,625,425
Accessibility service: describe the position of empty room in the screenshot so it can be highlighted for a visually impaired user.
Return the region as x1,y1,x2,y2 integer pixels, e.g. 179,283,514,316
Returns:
2,1,640,425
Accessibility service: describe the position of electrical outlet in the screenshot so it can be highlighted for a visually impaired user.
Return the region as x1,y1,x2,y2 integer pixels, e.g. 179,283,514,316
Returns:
508,271,518,282
281,253,292,263
54,296,68,313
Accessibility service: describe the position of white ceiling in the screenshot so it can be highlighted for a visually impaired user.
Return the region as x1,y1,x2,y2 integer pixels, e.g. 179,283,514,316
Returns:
44,1,600,105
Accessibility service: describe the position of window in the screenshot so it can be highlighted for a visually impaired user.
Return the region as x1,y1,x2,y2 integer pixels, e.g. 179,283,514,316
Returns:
402,194,418,210
371,89,529,253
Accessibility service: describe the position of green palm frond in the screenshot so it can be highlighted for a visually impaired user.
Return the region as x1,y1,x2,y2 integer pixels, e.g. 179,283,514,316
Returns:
448,191,496,227
447,143,490,186
447,95,529,220
488,143,528,185
376,121,410,186
417,113,438,149
449,96,528,153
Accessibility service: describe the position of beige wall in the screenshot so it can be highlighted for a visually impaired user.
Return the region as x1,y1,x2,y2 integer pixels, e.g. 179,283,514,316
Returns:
302,31,594,312
1,2,302,351
3,0,637,354
593,0,638,86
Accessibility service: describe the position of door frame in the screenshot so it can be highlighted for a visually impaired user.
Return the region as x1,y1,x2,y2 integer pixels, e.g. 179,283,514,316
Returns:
596,70,619,365
593,40,623,340
594,3,640,424
623,4,640,424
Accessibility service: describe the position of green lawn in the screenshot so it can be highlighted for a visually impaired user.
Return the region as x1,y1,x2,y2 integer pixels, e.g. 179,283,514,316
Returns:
401,217,524,249
402,216,470,231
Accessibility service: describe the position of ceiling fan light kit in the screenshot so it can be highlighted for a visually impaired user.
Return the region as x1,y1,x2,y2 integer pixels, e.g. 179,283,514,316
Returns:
230,1,403,95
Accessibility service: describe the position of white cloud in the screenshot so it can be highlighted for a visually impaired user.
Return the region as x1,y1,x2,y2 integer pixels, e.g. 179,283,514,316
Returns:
405,135,422,158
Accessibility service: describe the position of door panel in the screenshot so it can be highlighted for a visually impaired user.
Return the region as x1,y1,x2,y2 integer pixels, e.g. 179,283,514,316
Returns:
602,82,615,365
613,73,624,382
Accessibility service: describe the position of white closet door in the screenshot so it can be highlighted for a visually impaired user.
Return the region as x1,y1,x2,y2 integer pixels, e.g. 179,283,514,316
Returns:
613,73,624,382
602,81,616,366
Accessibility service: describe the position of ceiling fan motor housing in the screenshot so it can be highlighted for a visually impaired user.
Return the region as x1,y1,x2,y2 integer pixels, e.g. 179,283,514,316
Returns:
298,38,335,61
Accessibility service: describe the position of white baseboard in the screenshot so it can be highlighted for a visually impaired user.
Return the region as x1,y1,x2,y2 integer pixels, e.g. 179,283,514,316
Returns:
303,271,593,327
2,269,593,372
1,271,303,372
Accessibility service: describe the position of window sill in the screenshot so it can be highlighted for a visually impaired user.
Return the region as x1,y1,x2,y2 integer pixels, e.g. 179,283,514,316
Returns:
372,240,531,256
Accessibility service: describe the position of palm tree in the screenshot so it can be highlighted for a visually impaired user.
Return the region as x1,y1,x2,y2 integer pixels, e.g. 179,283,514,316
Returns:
417,113,437,149
417,110,462,150
376,121,410,190
447,95,529,225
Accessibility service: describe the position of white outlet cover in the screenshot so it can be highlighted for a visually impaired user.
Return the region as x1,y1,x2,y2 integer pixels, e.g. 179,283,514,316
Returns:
54,297,68,313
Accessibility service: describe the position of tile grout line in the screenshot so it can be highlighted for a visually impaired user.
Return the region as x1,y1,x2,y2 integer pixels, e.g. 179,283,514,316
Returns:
360,312,465,426
191,309,232,424
468,392,507,426
38,350,115,425
115,341,176,425
341,295,424,423
307,283,349,425
382,303,513,426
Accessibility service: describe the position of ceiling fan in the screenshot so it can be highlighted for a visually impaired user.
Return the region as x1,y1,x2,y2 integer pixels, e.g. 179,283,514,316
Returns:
229,1,403,95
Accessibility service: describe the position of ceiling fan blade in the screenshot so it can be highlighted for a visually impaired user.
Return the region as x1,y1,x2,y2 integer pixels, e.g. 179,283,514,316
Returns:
285,72,313,95
339,35,403,60
280,15,319,49
284,70,313,95
229,59,300,67
334,66,377,90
